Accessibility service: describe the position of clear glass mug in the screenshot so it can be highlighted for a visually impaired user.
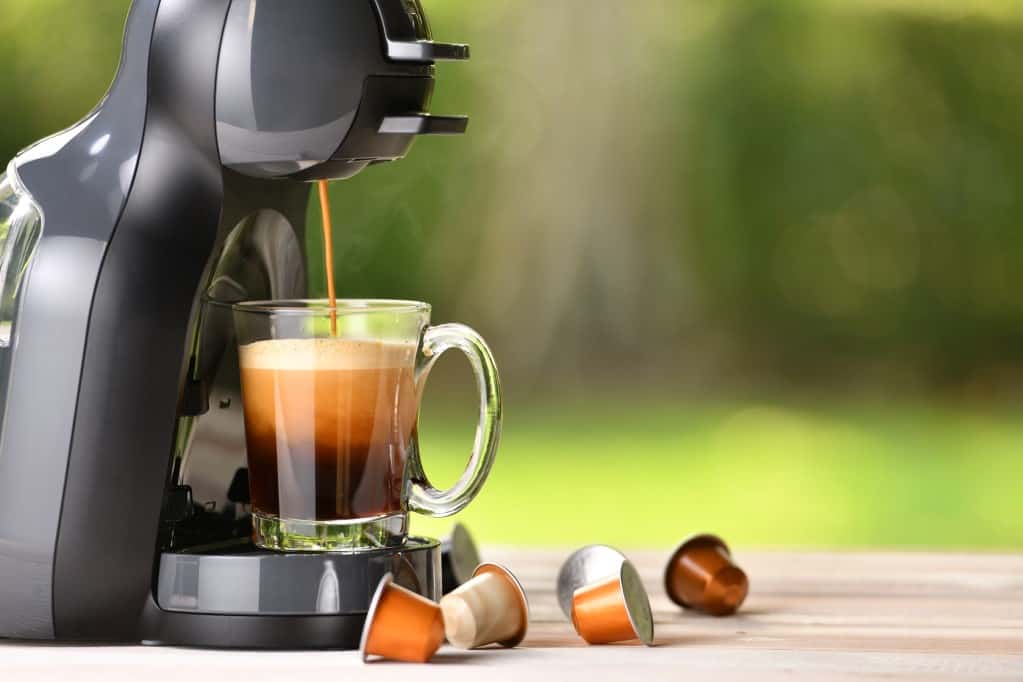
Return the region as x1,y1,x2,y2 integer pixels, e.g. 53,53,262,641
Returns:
232,299,501,552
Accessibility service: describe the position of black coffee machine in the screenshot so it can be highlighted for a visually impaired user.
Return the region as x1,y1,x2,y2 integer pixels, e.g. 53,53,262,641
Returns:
0,0,468,648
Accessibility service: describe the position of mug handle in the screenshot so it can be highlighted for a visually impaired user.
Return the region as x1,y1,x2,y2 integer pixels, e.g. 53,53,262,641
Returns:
408,323,502,518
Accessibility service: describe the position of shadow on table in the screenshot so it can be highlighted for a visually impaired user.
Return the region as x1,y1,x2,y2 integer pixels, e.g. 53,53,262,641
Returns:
0,639,135,649
362,650,505,665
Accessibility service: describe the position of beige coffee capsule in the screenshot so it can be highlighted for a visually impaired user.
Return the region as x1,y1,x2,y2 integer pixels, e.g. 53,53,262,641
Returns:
360,574,445,663
440,562,529,649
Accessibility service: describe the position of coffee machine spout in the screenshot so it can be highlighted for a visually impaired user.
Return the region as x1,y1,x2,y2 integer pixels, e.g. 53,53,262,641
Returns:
214,0,471,181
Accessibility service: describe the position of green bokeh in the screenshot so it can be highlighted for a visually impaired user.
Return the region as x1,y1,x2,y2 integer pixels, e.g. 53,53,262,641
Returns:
412,397,1023,548
2,1,1021,547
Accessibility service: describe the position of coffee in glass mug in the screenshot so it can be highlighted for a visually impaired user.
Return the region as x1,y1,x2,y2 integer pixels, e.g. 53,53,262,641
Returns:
233,300,501,552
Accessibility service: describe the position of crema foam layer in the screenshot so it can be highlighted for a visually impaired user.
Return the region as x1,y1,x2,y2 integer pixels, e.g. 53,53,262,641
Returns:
239,337,416,371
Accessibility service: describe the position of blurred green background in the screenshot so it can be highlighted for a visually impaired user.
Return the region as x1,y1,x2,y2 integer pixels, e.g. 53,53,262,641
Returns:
2,0,1021,548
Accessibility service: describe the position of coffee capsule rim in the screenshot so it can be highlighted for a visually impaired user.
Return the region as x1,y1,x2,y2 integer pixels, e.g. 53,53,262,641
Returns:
445,523,482,587
472,562,530,647
359,572,394,662
619,560,655,646
556,544,628,618
663,533,732,608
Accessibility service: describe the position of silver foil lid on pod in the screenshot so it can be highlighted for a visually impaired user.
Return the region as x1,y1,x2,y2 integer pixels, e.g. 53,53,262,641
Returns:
557,545,654,646
556,544,628,617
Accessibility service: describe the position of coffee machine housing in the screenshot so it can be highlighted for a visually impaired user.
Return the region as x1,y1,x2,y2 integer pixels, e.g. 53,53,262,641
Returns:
0,0,467,647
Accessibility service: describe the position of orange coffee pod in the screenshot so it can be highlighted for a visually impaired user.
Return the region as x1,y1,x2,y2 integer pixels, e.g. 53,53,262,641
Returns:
570,560,654,646
440,562,529,649
360,574,445,663
556,545,629,618
664,533,748,616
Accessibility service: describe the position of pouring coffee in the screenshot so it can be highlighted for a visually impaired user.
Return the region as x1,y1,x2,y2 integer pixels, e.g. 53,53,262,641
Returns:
234,300,502,551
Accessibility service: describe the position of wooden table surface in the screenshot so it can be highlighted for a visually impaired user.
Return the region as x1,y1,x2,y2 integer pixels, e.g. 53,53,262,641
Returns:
3,548,1022,681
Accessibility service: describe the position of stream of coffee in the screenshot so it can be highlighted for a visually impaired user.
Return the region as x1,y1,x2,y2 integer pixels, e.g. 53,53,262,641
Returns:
317,180,338,335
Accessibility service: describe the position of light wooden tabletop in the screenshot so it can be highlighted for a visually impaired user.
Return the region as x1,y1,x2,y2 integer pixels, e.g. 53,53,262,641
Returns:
3,548,1022,681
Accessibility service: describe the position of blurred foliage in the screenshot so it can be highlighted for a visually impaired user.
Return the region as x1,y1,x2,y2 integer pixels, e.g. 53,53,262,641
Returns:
3,1,1023,395
683,1,1023,391
2,1,1021,547
412,396,1023,548
0,2,127,155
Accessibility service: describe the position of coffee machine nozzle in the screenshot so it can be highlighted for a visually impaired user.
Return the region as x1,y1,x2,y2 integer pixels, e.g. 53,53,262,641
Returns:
216,0,469,180
0,0,469,649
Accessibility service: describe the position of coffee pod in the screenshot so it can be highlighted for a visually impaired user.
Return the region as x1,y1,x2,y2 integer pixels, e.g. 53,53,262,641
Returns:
360,574,445,663
664,533,748,616
440,562,529,649
570,560,654,646
556,544,628,618
441,523,482,594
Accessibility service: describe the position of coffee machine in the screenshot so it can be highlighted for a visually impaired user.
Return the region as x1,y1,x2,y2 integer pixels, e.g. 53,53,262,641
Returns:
0,0,469,648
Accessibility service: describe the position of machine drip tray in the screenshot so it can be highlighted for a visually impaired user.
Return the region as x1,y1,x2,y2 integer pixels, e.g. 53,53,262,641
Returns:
139,537,440,649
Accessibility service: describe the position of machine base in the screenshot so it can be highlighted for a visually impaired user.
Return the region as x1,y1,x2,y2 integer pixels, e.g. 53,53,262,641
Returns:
139,604,368,649
139,537,440,649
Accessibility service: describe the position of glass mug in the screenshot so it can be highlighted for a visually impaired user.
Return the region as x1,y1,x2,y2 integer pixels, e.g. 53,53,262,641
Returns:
232,299,501,552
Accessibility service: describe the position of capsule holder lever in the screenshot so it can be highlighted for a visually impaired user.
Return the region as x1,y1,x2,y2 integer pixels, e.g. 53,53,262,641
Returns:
379,115,469,136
